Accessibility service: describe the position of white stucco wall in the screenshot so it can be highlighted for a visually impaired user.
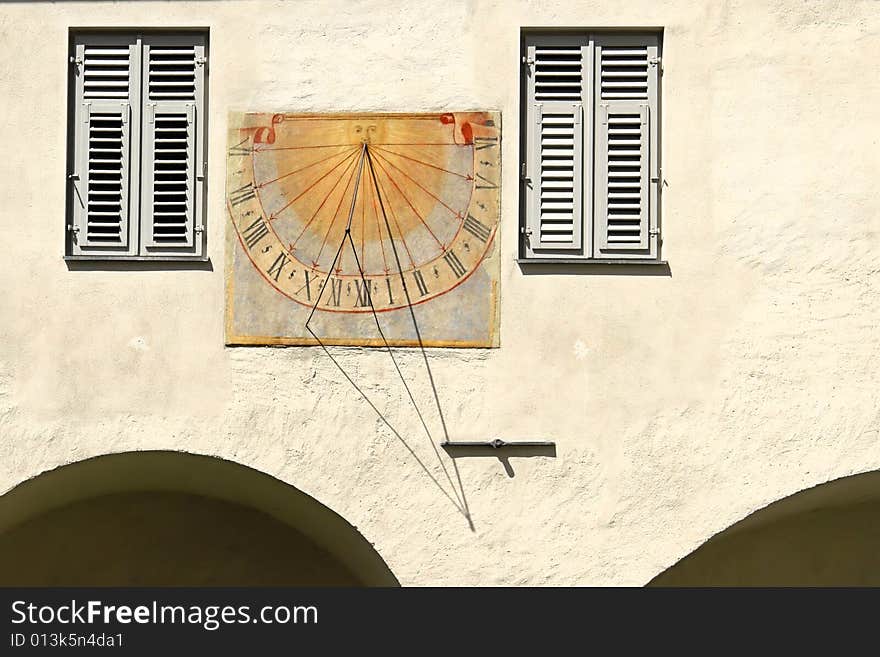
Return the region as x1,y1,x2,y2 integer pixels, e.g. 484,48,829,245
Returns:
0,0,878,585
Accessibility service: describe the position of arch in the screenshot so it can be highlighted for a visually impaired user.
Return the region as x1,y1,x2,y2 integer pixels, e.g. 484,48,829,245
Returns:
650,470,880,586
0,451,398,586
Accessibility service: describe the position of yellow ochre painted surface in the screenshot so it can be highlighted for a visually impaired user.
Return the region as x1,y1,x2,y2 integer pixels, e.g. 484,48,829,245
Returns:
225,112,501,347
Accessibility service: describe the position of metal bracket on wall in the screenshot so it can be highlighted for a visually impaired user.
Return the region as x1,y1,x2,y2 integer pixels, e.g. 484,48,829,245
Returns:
441,440,556,477
441,439,556,455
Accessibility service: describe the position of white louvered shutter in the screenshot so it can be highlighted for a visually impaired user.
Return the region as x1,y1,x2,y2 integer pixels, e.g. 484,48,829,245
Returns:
524,38,590,255
70,37,139,255
140,35,205,256
593,35,660,258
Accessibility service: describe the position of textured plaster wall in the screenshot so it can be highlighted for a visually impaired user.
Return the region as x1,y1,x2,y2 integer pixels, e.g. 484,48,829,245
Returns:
0,0,878,585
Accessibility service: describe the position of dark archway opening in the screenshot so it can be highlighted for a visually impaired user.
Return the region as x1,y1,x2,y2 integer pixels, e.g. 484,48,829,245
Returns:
651,471,880,586
0,451,398,587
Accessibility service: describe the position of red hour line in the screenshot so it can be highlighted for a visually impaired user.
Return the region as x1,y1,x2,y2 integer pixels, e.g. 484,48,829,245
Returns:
370,144,472,180
369,148,464,219
289,153,360,247
369,154,444,251
368,166,390,273
270,149,359,221
372,168,417,269
256,145,358,189
314,155,361,268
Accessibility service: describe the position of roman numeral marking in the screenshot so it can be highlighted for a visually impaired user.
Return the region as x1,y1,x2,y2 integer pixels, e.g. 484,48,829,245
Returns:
463,214,491,243
474,136,498,151
443,250,466,278
327,278,343,306
228,137,252,157
229,182,256,207
241,216,269,249
302,271,313,300
412,270,429,297
267,253,290,282
355,279,372,307
474,172,498,189
385,278,395,305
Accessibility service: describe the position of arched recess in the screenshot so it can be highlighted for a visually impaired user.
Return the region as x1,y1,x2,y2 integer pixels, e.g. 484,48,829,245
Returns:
0,451,399,587
650,470,880,586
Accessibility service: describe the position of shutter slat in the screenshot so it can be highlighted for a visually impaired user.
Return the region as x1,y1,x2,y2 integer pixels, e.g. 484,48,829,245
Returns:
600,58,648,66
150,81,197,87
84,70,131,78
148,48,195,55
85,80,132,88
602,71,650,79
603,81,650,88
601,48,647,55
84,47,130,55
148,59,196,66
82,91,129,98
535,73,583,79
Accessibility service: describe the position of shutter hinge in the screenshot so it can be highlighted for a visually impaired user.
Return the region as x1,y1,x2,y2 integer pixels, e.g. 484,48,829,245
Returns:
521,163,527,179
649,228,660,237
197,161,206,181
67,173,79,181
522,55,534,67
520,226,533,237
194,225,205,234
649,56,661,67
69,56,83,68
67,224,80,233
650,168,662,183
195,55,207,68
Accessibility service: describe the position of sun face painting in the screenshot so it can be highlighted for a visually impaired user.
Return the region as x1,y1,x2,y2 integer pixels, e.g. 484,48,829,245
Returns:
225,112,501,347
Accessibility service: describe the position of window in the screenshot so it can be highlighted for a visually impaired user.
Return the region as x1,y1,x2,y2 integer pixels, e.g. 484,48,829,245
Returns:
66,31,207,259
520,31,661,262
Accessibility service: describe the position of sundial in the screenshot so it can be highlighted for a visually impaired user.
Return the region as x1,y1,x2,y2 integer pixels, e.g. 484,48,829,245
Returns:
225,111,501,347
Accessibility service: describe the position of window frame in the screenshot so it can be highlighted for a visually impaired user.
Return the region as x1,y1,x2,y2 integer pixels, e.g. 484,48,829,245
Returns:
64,28,209,262
518,28,665,265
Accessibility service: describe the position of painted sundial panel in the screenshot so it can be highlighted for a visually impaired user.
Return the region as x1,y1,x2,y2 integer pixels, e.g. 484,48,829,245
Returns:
225,112,501,347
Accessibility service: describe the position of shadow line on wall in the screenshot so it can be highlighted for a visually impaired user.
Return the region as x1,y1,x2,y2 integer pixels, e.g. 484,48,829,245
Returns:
442,444,557,478
304,147,474,530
